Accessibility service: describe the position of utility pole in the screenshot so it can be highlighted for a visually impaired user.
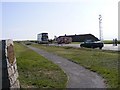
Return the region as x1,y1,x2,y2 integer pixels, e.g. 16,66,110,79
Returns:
99,14,103,41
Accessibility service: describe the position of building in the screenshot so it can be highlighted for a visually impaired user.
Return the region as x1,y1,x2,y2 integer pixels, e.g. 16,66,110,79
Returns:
57,34,99,42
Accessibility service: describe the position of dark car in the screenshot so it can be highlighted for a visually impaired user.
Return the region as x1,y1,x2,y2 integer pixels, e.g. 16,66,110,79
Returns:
80,40,104,49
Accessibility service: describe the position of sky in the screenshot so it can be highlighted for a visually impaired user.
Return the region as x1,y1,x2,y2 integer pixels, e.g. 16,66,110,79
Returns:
1,0,119,40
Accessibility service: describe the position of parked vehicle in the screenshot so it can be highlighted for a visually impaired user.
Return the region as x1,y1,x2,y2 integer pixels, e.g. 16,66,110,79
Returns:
37,33,49,44
80,40,104,49
57,37,72,44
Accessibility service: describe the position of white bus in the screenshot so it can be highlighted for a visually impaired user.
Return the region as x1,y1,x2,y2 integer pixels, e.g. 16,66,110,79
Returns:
37,33,49,44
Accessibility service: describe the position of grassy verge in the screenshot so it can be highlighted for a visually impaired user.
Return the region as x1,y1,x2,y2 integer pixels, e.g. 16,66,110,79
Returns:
71,42,80,44
71,40,120,44
31,43,119,88
103,40,120,44
103,40,113,44
14,42,67,88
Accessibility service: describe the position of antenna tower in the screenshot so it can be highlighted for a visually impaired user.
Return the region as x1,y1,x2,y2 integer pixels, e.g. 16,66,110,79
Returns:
99,14,103,41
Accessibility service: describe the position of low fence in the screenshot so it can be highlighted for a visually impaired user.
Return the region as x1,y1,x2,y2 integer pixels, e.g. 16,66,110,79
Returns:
1,39,20,89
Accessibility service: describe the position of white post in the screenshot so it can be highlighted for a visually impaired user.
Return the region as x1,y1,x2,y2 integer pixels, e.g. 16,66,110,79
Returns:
99,15,103,41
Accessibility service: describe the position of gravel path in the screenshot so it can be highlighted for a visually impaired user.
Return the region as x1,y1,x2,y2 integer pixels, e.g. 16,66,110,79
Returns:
27,45,106,88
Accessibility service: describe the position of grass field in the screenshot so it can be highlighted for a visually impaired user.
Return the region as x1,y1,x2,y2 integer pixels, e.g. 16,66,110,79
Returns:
31,43,119,88
71,42,80,44
70,40,120,44
14,42,67,88
103,40,120,44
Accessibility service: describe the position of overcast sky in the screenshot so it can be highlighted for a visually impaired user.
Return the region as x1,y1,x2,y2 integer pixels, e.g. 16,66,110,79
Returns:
1,0,119,40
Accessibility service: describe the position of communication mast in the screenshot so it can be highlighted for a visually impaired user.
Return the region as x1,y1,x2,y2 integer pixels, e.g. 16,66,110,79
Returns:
99,14,103,41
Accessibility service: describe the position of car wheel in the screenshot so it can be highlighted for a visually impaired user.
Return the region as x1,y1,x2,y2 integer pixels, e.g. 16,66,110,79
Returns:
99,47,102,49
91,46,94,49
80,45,83,48
80,46,83,48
